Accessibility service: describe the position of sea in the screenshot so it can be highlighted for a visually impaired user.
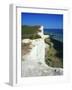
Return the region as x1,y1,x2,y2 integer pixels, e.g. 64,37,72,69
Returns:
44,29,63,42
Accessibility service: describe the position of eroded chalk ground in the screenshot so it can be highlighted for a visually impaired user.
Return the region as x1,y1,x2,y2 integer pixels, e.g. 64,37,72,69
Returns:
21,60,63,77
21,39,63,77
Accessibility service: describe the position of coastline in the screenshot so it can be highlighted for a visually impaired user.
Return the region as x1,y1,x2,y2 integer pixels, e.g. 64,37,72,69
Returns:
21,25,63,77
44,28,63,42
45,36,63,68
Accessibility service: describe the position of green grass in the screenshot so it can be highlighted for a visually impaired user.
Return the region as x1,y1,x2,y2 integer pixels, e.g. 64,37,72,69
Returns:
45,38,63,68
22,25,41,39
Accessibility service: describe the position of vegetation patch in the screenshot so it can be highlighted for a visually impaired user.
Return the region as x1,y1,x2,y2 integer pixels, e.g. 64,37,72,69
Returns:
22,25,41,39
45,37,63,68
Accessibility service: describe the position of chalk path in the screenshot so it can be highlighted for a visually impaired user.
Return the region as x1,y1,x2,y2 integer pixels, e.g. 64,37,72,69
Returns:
21,59,63,77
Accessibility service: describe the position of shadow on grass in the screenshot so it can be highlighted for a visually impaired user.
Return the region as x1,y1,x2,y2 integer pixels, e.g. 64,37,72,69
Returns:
45,37,63,68
50,37,63,60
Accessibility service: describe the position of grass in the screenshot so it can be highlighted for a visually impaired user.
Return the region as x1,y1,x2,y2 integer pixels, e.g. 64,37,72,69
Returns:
22,25,41,39
44,38,53,47
45,37,63,68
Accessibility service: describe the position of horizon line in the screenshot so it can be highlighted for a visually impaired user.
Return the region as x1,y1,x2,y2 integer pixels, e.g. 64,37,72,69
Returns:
22,25,63,29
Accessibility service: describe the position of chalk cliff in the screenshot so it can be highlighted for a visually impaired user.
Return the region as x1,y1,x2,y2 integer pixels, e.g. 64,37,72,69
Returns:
21,26,63,77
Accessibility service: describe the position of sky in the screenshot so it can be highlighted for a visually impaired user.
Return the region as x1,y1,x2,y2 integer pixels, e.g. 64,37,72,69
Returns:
21,13,63,29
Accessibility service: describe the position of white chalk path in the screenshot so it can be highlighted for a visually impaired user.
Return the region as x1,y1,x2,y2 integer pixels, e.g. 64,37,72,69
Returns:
21,39,63,77
21,59,63,77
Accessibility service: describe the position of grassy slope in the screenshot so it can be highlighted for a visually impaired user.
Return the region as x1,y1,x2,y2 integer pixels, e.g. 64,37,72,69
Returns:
22,25,41,39
45,37,63,68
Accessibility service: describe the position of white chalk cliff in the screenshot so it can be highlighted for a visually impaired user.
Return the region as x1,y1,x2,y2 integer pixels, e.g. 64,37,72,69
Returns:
21,26,63,77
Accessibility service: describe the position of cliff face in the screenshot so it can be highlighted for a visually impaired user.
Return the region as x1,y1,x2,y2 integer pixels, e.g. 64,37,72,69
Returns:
38,26,49,39
38,26,44,38
21,26,63,77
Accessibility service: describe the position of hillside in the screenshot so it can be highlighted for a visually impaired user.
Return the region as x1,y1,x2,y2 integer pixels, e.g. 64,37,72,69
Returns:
22,25,41,39
45,37,63,68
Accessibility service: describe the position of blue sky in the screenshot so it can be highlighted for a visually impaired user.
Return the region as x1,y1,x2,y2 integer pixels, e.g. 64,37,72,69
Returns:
21,13,63,29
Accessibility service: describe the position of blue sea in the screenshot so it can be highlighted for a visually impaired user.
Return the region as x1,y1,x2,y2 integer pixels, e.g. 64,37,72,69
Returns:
44,29,63,42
